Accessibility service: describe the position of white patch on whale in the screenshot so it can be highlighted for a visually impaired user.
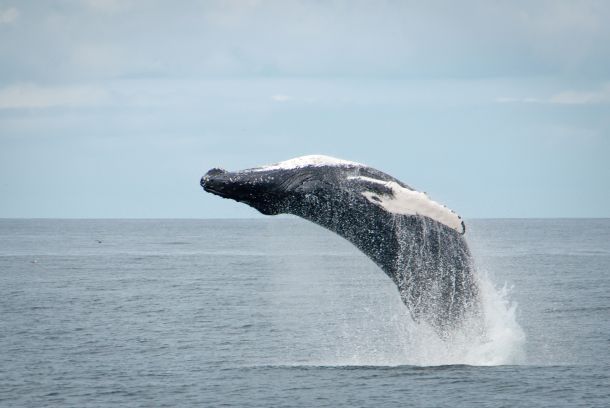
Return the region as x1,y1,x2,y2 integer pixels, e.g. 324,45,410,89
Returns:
350,176,465,234
250,154,363,172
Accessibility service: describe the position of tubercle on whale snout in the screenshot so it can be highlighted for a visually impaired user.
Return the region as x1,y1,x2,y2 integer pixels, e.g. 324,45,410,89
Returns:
206,168,227,177
201,167,226,182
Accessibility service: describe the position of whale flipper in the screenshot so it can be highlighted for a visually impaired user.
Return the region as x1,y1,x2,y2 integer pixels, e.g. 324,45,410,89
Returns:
200,155,480,336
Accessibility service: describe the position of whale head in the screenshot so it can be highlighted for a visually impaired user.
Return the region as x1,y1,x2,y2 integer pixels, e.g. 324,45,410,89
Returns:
200,156,342,215
200,155,368,216
201,167,292,215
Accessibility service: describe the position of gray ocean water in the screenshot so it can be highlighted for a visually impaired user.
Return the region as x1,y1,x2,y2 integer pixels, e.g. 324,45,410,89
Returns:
1,218,609,407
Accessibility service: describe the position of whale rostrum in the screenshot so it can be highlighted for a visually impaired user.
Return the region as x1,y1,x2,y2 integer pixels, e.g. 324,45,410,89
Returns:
201,155,480,336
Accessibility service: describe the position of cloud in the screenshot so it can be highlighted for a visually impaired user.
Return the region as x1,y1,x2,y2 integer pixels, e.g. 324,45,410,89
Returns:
0,7,19,24
271,94,292,102
495,96,543,104
496,83,610,105
82,0,131,13
548,84,610,104
0,84,108,109
2,1,610,83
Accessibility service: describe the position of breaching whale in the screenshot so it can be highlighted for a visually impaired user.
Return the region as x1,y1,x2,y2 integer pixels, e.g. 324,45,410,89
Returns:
200,155,480,336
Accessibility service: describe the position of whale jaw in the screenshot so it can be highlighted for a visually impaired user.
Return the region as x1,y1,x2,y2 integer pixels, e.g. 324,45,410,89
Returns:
200,168,287,215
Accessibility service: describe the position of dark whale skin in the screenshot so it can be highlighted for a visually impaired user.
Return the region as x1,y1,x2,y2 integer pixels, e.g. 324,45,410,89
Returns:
201,158,480,336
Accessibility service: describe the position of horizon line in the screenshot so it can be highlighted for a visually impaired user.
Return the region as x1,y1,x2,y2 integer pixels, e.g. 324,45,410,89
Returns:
1,217,609,221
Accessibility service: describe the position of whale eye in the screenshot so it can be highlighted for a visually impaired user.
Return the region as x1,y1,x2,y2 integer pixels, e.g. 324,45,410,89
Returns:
370,195,381,202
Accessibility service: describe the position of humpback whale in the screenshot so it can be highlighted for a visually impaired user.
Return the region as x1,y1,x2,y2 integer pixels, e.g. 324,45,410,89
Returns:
200,155,480,336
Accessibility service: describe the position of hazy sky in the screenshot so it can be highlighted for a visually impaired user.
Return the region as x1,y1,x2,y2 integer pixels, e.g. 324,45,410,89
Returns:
1,0,609,218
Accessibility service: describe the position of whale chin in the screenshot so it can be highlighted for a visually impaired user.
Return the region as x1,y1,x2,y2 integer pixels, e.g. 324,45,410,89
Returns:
201,186,228,198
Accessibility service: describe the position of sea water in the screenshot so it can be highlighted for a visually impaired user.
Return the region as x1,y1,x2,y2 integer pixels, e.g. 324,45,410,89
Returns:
0,219,608,407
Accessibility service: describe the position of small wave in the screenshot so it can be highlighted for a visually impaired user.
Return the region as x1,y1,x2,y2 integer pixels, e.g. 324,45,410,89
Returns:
544,306,610,314
244,363,492,370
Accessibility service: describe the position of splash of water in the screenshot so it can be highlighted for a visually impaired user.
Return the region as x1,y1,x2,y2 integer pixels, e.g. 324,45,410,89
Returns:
268,219,525,367
324,268,526,367
401,272,526,366
385,217,526,366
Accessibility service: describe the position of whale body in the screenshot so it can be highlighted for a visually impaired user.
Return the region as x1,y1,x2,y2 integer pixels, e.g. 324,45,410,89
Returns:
200,155,480,336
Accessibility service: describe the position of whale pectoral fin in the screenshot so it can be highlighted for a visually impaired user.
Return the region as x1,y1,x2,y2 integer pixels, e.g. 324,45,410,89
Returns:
361,191,399,213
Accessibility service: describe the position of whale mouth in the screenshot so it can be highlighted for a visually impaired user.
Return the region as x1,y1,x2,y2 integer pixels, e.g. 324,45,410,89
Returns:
202,186,225,197
200,178,230,198
201,181,256,208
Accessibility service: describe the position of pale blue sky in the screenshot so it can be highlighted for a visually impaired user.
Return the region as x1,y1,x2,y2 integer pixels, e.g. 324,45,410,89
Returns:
0,0,609,218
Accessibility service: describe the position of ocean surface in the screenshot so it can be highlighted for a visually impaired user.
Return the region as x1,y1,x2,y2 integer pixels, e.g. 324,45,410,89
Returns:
1,218,608,407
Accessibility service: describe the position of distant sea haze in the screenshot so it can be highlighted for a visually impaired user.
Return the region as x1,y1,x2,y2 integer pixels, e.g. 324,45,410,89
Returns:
1,218,608,407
